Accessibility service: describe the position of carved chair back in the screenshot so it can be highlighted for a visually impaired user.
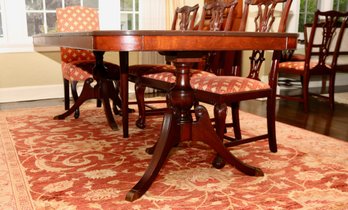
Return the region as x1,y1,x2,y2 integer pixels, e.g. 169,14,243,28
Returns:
198,0,238,73
239,0,293,81
56,6,98,64
198,0,238,31
303,10,348,75
172,4,199,30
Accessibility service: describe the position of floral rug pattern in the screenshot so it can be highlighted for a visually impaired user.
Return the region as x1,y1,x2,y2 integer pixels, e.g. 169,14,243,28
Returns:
1,104,348,209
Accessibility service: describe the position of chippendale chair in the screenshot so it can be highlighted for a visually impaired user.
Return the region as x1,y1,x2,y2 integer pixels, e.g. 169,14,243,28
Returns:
191,0,293,168
128,4,200,129
276,10,348,112
56,6,122,130
129,1,238,129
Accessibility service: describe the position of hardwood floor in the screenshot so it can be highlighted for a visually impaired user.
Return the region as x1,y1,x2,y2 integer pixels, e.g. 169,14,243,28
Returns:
1,84,347,142
240,82,348,142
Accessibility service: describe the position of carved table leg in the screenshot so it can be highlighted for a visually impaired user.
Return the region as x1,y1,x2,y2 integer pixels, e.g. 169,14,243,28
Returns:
54,78,97,120
126,111,178,201
126,61,194,201
54,51,119,131
192,105,264,176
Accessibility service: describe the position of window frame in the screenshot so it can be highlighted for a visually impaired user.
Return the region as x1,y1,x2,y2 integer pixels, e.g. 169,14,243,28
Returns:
291,0,342,47
0,0,145,53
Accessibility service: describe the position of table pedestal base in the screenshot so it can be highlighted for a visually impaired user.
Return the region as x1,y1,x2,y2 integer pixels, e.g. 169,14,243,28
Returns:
126,61,263,202
54,78,121,130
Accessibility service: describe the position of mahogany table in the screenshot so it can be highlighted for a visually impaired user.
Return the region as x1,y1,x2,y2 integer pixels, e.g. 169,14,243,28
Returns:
33,30,297,201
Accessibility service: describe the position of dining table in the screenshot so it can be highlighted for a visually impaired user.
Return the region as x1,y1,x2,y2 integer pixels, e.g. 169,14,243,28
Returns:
33,30,297,201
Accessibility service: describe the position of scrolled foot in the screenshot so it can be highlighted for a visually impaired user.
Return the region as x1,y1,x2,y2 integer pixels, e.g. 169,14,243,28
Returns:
212,155,226,169
53,115,65,120
145,145,155,154
136,118,146,129
125,189,142,202
74,109,80,119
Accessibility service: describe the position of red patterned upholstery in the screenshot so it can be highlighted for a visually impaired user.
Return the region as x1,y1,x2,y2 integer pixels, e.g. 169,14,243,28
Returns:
191,76,269,94
129,65,176,77
57,6,99,81
62,60,94,81
279,61,323,72
143,69,216,83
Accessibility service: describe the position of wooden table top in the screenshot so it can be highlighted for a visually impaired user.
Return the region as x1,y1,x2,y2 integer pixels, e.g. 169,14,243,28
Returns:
33,30,298,52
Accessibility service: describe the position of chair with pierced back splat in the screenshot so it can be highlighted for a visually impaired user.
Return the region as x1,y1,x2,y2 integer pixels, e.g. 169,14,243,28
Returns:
128,4,200,129
56,6,122,130
129,1,238,129
276,10,348,112
191,0,293,168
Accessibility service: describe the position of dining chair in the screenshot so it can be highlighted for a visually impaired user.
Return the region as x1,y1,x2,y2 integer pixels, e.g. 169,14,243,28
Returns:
276,10,348,112
129,1,238,129
128,4,200,129
191,0,294,168
56,6,122,130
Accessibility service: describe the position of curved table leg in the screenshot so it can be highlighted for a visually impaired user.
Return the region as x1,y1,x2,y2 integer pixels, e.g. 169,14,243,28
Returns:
192,105,264,176
54,78,96,120
101,81,119,131
126,112,178,201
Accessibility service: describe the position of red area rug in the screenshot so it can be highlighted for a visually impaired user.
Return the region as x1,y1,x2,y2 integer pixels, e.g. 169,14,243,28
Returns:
1,104,348,209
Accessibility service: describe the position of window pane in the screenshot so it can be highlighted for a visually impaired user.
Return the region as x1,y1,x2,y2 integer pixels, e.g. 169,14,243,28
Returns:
121,13,133,30
299,0,318,32
46,13,57,33
84,0,98,8
27,13,44,36
26,0,43,10
65,0,80,7
121,0,133,11
135,13,139,30
333,0,348,11
135,0,139,11
46,0,62,10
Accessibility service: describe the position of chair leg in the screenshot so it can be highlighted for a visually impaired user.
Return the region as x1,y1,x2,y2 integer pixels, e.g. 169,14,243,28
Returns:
135,81,147,129
302,76,309,112
70,80,80,119
212,103,228,169
267,94,277,152
110,81,122,115
97,99,102,107
231,102,242,140
328,73,336,111
63,78,70,110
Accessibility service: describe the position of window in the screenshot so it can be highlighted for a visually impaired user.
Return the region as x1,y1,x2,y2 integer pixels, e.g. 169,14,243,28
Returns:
120,0,139,30
26,0,99,36
298,0,348,32
298,0,318,33
333,0,348,11
0,1,144,52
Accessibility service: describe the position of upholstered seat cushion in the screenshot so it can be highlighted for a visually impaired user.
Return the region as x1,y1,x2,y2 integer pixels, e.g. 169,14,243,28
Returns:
191,76,270,94
62,60,120,81
143,69,216,83
279,61,321,72
62,60,94,81
129,64,176,77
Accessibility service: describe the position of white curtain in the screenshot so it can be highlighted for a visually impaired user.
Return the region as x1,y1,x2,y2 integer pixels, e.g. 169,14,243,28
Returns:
138,0,204,65
138,0,166,65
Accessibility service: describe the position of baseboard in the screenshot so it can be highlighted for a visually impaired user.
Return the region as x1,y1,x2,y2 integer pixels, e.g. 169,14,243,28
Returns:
0,85,65,103
0,83,136,103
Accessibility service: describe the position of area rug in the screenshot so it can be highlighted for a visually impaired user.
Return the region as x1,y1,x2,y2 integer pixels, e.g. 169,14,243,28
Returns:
1,104,348,210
